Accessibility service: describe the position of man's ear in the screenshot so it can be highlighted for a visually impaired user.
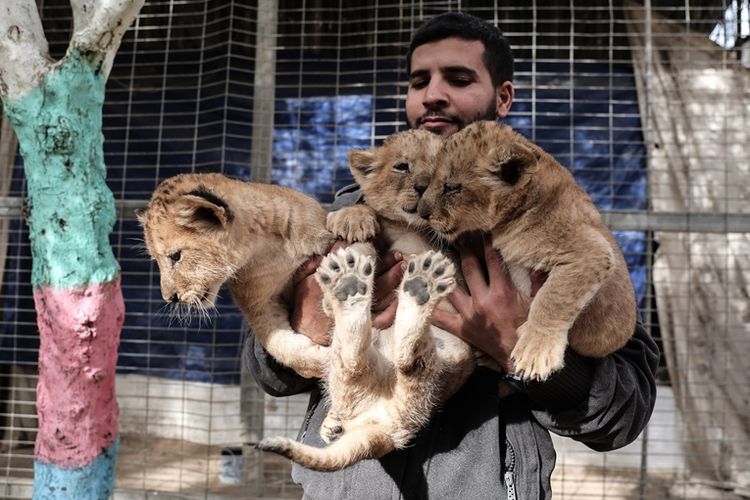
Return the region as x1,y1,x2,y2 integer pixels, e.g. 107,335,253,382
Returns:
173,189,232,232
495,81,515,119
347,149,379,184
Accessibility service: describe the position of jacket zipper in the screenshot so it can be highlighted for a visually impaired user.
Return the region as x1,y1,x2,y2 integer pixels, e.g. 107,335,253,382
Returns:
299,391,320,441
504,439,517,500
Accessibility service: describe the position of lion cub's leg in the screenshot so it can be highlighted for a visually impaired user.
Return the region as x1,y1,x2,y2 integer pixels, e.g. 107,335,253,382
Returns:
316,247,376,443
510,229,615,381
393,252,455,381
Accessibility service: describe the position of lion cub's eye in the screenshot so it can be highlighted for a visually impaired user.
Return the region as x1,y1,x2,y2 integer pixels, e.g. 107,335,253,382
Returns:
393,162,409,173
443,183,462,195
169,251,182,263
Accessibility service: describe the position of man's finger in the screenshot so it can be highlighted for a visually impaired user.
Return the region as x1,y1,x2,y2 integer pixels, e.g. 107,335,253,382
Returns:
372,299,398,329
445,287,473,320
482,234,510,283
430,308,462,338
373,259,407,302
529,270,547,297
331,240,349,253
458,241,488,295
293,255,323,285
376,250,403,276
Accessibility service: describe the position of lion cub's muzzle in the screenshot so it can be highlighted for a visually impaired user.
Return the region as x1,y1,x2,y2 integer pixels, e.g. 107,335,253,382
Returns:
162,288,212,307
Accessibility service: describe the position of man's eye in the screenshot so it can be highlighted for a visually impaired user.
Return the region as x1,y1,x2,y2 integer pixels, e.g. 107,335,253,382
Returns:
450,79,472,87
393,163,409,173
409,79,427,89
443,183,462,195
169,251,182,263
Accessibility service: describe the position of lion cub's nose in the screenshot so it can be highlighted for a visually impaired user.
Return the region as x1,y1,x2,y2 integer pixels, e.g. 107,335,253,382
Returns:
415,176,430,196
417,202,432,220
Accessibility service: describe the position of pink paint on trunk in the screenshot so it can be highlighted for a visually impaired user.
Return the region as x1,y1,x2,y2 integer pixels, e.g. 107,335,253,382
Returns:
33,277,124,468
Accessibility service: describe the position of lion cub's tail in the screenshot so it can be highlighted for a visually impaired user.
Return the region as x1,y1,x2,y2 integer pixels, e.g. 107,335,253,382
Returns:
257,425,394,472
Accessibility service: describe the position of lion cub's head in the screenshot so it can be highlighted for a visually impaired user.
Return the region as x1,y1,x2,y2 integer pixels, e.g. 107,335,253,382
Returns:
417,121,541,241
139,173,238,316
348,129,443,229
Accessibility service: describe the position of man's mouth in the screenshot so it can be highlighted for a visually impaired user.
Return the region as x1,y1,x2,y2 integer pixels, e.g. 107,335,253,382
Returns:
420,116,453,127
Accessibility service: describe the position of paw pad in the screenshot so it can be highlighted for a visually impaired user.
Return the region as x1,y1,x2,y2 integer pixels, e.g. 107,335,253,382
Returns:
316,248,375,304
401,251,455,306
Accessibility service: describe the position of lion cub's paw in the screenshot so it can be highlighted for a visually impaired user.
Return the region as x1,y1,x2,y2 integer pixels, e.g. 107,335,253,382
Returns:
510,323,568,381
326,205,380,242
257,436,295,458
320,414,346,443
400,251,455,308
316,248,375,309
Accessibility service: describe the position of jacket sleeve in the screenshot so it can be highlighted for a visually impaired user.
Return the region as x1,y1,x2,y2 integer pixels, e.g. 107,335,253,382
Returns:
523,320,660,451
242,331,317,397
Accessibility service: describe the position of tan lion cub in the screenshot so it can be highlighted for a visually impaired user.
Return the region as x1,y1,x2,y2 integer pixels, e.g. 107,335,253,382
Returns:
260,130,473,470
140,172,471,471
139,173,334,379
418,121,636,381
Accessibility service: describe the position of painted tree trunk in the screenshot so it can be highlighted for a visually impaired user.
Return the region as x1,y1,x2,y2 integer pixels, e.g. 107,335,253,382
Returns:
3,47,125,499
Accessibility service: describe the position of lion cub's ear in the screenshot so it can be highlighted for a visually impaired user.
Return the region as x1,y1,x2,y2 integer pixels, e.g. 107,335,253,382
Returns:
173,190,233,232
488,139,538,186
348,149,379,183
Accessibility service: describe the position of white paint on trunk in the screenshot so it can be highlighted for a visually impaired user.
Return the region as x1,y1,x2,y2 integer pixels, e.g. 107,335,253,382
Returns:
71,0,146,79
0,0,146,101
0,0,52,99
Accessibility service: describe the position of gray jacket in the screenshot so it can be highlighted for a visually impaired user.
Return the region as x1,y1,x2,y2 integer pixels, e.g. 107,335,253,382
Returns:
244,187,660,499
246,326,658,499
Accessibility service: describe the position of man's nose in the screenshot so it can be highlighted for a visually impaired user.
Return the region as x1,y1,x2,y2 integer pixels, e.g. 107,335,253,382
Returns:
423,79,448,107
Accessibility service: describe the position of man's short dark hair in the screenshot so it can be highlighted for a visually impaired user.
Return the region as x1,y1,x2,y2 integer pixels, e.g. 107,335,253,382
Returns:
406,12,514,87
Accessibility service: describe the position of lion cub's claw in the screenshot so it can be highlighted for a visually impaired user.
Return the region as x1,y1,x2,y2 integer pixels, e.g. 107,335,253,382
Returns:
401,251,455,307
510,323,567,381
316,248,375,307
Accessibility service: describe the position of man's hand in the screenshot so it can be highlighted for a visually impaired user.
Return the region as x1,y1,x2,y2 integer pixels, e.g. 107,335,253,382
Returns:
290,243,406,345
431,233,545,373
289,251,335,346
371,251,406,329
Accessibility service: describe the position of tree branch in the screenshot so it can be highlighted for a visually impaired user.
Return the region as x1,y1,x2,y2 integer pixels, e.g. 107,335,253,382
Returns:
0,0,52,100
70,0,146,79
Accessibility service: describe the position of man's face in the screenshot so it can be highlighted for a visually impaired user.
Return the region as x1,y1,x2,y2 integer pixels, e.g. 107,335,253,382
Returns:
406,37,513,138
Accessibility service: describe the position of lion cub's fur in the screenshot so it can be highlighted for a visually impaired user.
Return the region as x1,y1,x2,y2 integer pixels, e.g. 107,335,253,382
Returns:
139,173,334,379
418,121,636,381
140,170,473,472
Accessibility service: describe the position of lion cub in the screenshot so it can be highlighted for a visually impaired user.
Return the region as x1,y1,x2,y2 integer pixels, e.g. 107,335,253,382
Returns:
418,121,636,381
258,130,474,471
139,173,334,379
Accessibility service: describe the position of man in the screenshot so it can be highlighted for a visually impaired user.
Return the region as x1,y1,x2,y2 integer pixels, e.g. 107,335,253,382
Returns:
246,12,659,499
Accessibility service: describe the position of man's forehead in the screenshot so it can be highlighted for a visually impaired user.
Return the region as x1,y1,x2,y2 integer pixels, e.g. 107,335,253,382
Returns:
410,38,486,73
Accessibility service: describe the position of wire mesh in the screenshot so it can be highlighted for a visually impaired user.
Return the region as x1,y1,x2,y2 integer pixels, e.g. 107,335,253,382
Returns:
1,0,748,498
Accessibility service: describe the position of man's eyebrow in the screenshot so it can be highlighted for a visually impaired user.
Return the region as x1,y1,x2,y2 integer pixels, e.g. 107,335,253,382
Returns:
408,66,479,81
441,66,479,78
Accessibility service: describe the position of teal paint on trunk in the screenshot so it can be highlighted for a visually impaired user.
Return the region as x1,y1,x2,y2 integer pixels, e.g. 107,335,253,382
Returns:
3,49,119,289
32,436,119,500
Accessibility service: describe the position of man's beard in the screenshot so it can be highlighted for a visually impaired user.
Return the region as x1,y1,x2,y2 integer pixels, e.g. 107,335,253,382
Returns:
409,98,498,133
